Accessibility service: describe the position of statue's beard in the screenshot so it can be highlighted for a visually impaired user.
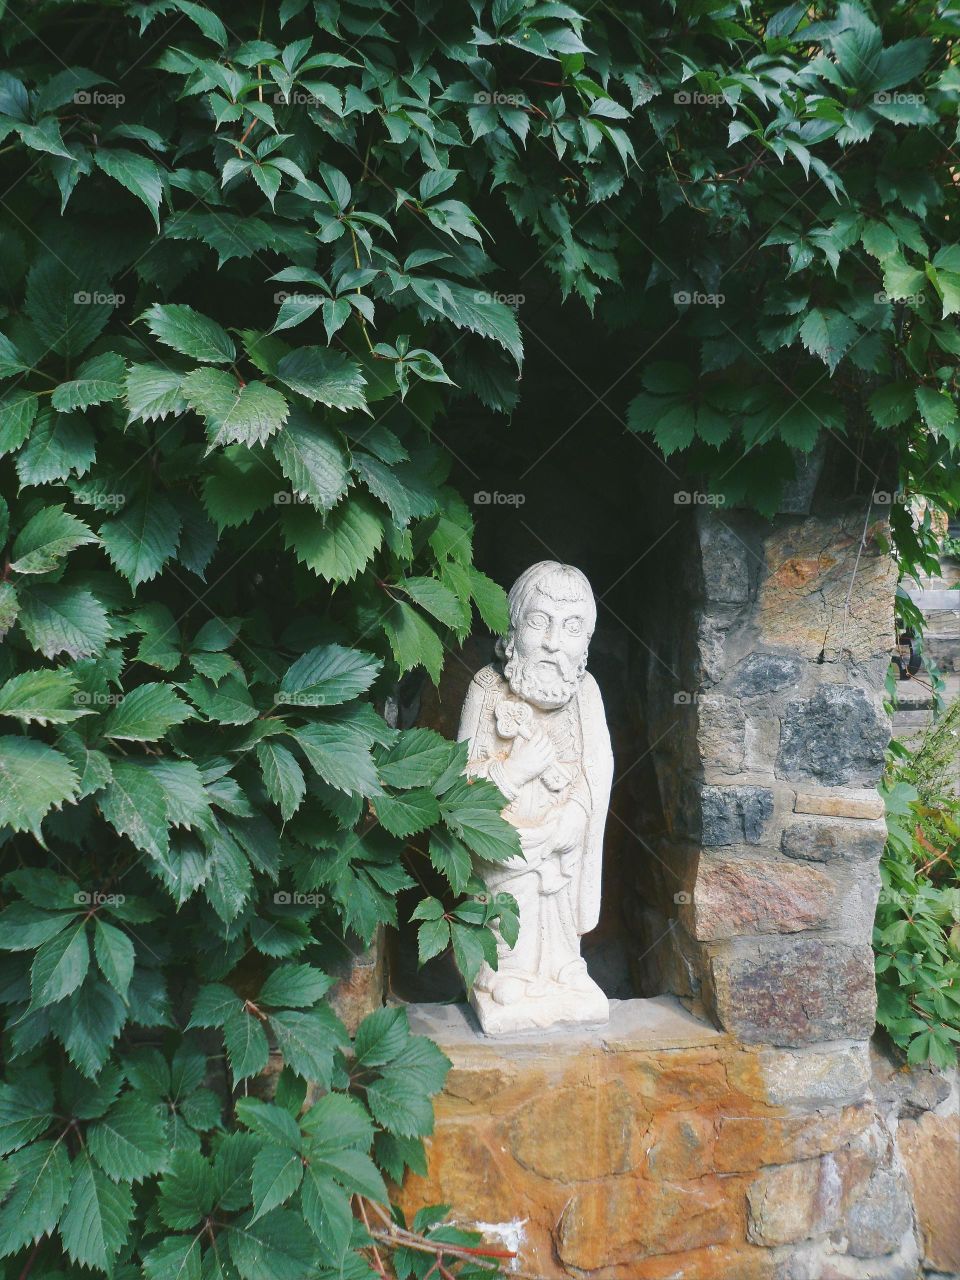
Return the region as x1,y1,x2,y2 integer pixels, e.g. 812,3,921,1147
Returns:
503,652,581,709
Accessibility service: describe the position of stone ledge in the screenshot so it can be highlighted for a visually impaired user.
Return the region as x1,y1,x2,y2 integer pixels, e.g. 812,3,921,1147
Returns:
405,995,725,1054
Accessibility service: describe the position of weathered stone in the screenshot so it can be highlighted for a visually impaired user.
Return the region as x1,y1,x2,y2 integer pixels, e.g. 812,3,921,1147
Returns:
716,1105,873,1173
699,516,753,604
730,652,803,699
870,1040,953,1117
738,1045,873,1106
782,817,886,863
692,859,836,939
622,1052,731,1109
778,685,889,786
711,940,876,1045
326,931,386,1034
755,514,897,662
843,1165,914,1258
508,1080,638,1180
443,1065,512,1104
643,1109,716,1179
701,785,775,846
556,1174,741,1268
697,695,747,773
794,790,885,820
747,1159,823,1245
898,1110,960,1273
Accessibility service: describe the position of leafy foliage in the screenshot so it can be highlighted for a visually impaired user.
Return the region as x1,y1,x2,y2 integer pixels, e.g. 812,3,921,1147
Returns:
875,698,960,1070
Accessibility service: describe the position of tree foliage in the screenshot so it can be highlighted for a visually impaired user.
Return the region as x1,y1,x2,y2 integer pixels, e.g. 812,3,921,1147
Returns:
1,0,959,1275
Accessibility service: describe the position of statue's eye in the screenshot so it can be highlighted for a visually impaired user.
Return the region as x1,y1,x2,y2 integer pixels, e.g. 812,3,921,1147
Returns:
527,612,548,629
565,618,583,635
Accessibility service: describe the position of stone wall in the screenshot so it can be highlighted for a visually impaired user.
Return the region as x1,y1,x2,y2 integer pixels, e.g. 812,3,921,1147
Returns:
633,505,897,1044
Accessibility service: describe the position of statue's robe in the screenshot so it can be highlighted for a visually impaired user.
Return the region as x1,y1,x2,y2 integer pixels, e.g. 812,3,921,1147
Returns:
457,664,614,998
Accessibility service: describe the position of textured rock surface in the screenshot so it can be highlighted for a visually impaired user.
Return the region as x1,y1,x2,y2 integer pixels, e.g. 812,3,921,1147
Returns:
778,685,889,785
710,940,877,1045
898,1109,960,1274
692,859,836,939
781,817,886,863
701,785,775,846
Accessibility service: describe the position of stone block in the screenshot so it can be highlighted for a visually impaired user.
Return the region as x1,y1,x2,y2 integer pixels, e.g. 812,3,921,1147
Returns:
898,1110,960,1273
778,685,889,786
699,516,754,604
697,695,747,773
701,785,775,846
716,1105,873,1173
730,1045,873,1107
643,1109,716,1179
508,1079,639,1180
729,652,803,699
692,858,836,939
747,1158,823,1245
843,1165,914,1258
710,940,877,1045
794,790,885,820
556,1174,741,1269
782,817,886,863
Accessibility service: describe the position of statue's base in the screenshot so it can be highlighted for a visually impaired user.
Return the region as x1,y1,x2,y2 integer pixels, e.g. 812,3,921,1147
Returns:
469,978,609,1036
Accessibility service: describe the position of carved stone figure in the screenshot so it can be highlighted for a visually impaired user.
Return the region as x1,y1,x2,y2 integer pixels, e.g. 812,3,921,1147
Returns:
457,561,614,1034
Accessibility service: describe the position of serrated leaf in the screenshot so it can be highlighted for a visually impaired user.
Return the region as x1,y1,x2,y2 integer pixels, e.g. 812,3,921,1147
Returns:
916,385,957,434
400,575,470,631
10,504,97,574
268,1008,345,1086
0,736,78,837
382,600,444,684
25,258,113,360
417,915,450,964
440,775,522,863
141,303,236,363
157,1150,216,1230
256,740,306,821
0,1139,72,1257
59,1150,133,1271
281,496,384,583
99,491,182,588
102,682,192,741
31,920,90,1006
0,388,38,455
428,828,472,894
277,643,381,708
95,148,163,228
125,363,188,422
251,1146,303,1220
183,367,289,449
223,1008,269,1082
377,729,462,790
226,1209,316,1280
258,963,333,1008
276,347,367,411
373,788,439,837
0,1073,55,1155
0,669,89,725
51,352,126,413
16,412,95,486
271,407,350,509
99,760,170,859
17,585,110,660
87,1095,167,1182
93,918,135,998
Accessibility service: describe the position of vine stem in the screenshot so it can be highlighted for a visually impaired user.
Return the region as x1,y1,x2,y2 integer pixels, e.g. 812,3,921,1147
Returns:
349,224,375,353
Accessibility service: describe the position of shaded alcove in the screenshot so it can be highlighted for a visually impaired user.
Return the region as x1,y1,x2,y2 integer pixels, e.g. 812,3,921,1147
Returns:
388,279,697,1005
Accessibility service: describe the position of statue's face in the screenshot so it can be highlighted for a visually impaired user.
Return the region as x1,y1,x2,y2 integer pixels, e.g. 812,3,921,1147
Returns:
513,591,591,687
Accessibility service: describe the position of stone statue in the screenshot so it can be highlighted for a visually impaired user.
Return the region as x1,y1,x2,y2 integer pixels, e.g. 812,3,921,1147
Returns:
457,560,614,1034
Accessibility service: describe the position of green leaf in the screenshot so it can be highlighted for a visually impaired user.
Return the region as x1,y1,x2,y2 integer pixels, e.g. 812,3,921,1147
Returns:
467,566,509,634
0,669,89,725
227,1209,316,1280
31,920,90,1006
59,1150,133,1272
142,1237,203,1280
0,389,38,455
869,383,915,428
282,496,384,583
276,347,367,411
256,740,306,820
223,1008,270,1082
291,718,380,796
95,148,163,227
0,737,78,837
93,918,135,997
17,585,110,659
428,828,472,894
798,307,857,372
268,1008,345,1085
51,352,126,412
251,1145,303,1219
99,760,170,859
25,258,113,360
87,1095,167,1182
300,1168,353,1255
140,303,236,364
382,600,444,684
417,916,450,964
183,367,289,449
10,504,97,574
125,363,188,422
100,491,181,588
373,788,440,837
277,643,381,708
102,682,192,741
377,729,462,790
15,412,95,486
0,1139,72,1257
400,575,470,631
157,1150,216,1229
440,775,522,863
271,408,350,509
258,963,333,1008
0,1073,55,1154
915,386,957,435
300,1092,373,1150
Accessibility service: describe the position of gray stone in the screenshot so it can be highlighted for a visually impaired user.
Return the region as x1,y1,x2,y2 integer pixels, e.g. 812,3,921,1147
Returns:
843,1167,914,1258
701,784,775,845
730,651,803,699
755,1044,872,1106
699,515,753,604
777,685,889,786
697,695,746,773
781,818,886,864
711,939,877,1045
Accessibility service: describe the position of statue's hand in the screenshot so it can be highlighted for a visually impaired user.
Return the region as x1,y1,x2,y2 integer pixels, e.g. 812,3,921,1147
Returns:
503,727,556,789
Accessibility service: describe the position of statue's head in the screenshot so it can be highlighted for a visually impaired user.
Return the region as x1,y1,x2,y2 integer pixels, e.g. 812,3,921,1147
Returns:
498,560,596,709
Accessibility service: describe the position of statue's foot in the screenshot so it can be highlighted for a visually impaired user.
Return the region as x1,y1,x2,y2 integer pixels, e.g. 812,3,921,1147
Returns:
489,975,527,1006
556,958,597,992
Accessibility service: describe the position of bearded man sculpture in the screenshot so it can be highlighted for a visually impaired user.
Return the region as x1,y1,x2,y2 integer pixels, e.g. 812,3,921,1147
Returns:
457,561,613,1034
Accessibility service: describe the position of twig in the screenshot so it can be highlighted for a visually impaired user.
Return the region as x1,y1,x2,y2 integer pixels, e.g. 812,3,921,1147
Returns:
356,1198,389,1279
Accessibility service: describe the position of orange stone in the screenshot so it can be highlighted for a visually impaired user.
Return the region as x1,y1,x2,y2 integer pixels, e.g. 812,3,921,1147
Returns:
898,1110,960,1273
